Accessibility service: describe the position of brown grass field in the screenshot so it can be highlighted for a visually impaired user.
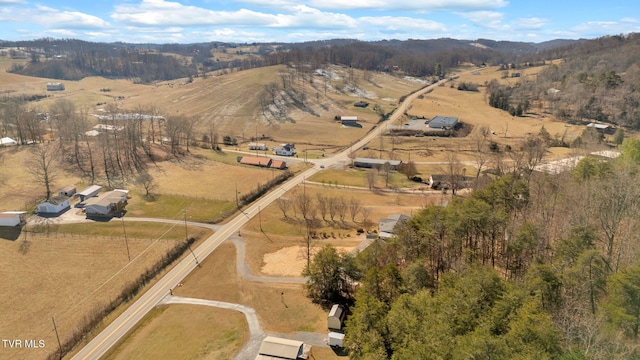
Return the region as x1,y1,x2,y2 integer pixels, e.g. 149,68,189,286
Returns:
0,224,210,360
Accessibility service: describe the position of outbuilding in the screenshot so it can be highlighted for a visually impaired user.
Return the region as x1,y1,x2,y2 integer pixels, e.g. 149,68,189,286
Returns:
328,304,346,330
37,196,71,214
328,332,345,348
378,214,410,240
0,137,18,146
46,82,65,91
58,185,77,197
428,116,459,130
77,185,102,202
256,336,309,360
353,157,402,170
0,211,27,227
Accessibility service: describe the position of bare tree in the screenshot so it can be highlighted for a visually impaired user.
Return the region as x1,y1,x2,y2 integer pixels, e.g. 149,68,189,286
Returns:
349,197,362,222
367,169,376,190
136,172,157,198
336,196,348,223
27,143,60,200
471,125,491,184
294,191,314,220
316,194,328,221
276,198,290,219
361,207,374,232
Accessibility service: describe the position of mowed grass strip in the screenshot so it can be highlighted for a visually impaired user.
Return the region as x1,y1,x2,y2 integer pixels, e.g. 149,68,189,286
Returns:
103,305,247,360
126,191,236,223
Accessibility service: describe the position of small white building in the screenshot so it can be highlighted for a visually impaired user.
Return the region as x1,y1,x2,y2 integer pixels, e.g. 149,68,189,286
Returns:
0,137,18,146
0,211,27,227
328,332,345,348
46,82,65,91
37,196,71,214
249,142,268,151
328,304,346,330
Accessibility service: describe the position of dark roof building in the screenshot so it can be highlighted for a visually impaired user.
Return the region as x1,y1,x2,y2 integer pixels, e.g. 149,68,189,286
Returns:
428,116,459,130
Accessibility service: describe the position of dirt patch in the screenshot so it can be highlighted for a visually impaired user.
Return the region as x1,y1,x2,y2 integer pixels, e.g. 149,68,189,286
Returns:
261,245,354,277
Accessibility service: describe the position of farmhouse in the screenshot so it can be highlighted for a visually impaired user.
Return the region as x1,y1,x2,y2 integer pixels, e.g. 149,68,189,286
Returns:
353,157,402,170
428,116,459,130
36,196,71,215
256,336,310,360
0,137,18,146
84,189,128,218
248,142,268,151
0,211,27,227
328,304,346,331
46,82,65,91
77,185,102,202
378,213,410,239
58,185,77,197
273,143,295,156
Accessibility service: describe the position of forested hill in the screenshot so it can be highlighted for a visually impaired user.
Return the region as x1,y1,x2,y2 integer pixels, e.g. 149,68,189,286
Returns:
3,36,584,83
485,33,640,129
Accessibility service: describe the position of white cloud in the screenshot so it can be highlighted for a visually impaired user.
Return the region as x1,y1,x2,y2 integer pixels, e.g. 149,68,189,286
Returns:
0,0,25,5
512,17,547,30
359,16,446,32
456,10,505,30
23,5,112,28
239,0,508,11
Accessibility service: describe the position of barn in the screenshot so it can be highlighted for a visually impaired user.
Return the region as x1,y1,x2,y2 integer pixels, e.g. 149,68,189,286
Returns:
37,196,71,214
58,185,77,197
46,82,65,91
428,116,459,130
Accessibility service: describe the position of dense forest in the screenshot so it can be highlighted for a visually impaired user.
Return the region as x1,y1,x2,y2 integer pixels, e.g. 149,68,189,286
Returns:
305,136,640,359
3,36,583,83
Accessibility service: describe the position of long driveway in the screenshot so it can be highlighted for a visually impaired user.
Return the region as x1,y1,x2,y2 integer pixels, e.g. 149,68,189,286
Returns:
71,78,448,360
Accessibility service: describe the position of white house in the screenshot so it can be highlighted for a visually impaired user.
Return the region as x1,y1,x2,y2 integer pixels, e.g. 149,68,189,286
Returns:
328,304,346,330
46,82,65,91
84,190,128,217
273,143,296,156
0,137,18,146
0,211,27,227
37,196,71,214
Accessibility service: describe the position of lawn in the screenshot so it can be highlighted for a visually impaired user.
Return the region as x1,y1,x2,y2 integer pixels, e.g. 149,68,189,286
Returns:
103,305,247,360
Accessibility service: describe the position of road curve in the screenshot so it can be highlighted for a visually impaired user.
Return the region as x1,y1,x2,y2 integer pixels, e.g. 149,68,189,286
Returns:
71,78,448,360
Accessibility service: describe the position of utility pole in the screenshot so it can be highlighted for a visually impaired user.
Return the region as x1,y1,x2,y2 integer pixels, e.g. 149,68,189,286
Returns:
183,209,188,243
52,316,62,360
122,217,131,262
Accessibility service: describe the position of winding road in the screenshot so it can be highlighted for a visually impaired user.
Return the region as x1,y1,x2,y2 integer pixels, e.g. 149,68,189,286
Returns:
70,78,447,360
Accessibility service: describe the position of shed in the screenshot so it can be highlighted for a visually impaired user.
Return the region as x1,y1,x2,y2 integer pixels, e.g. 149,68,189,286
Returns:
46,82,65,91
428,116,459,130
256,336,309,360
249,142,268,151
37,196,71,214
0,211,27,227
84,190,128,217
270,159,287,169
328,332,345,347
238,156,272,167
328,304,346,330
58,185,77,197
77,185,102,202
0,137,18,146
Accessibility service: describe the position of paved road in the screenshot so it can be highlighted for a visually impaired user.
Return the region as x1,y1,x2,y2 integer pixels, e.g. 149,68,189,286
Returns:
71,78,448,360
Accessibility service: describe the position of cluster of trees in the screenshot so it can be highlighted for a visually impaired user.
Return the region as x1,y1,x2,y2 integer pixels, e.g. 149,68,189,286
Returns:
304,138,640,358
486,33,640,128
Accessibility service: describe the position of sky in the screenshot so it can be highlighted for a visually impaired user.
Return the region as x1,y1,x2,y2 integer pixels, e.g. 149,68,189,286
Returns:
0,0,639,44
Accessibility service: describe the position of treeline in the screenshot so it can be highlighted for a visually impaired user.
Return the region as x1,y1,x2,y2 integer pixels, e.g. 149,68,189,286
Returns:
323,141,640,358
486,33,640,129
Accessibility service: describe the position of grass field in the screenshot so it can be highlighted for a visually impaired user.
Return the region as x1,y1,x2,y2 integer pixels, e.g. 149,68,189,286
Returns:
0,223,210,360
